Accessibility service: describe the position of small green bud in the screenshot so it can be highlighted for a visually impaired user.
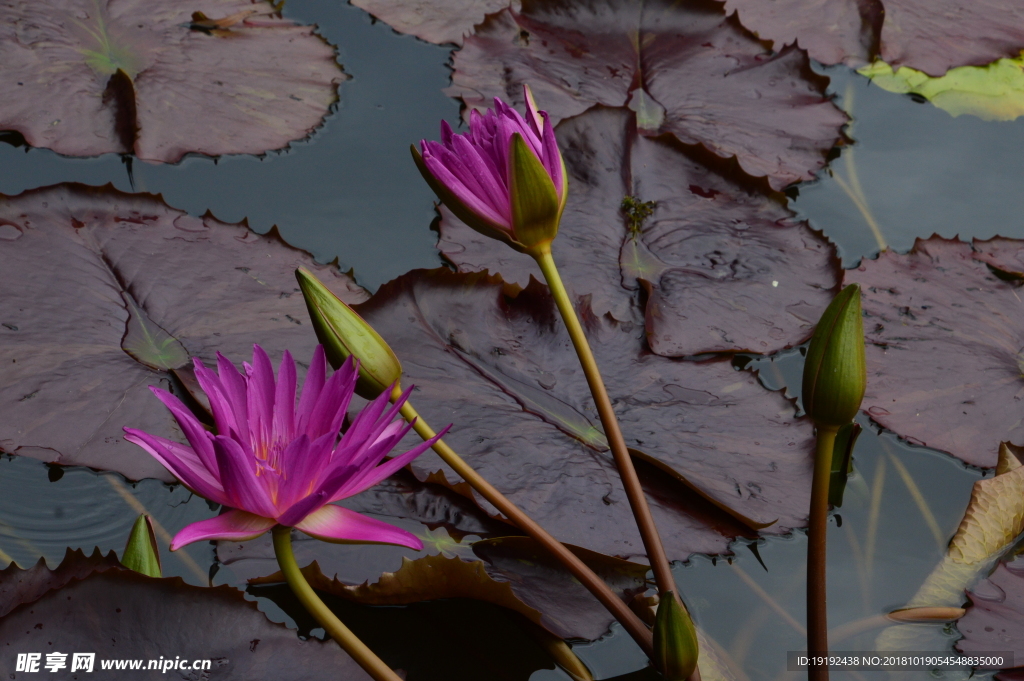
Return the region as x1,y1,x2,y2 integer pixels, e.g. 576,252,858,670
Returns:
122,514,161,578
653,592,699,680
509,132,561,250
802,284,867,427
295,267,402,399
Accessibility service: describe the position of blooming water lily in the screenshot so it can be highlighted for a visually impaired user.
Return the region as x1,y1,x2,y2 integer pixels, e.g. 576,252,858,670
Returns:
124,345,447,551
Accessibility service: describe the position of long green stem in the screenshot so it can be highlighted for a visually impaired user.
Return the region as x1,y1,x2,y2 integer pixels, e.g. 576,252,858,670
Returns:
807,425,838,681
272,526,403,681
395,397,655,658
531,245,677,598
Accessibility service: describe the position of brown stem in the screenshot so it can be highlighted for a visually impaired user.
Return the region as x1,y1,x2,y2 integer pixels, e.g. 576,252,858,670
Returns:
531,245,678,597
397,397,655,659
807,424,838,681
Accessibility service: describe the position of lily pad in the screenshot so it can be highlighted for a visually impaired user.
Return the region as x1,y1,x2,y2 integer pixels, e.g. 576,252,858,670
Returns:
846,236,1024,468
444,0,848,190
0,550,371,680
859,56,1024,121
0,183,368,481
221,471,648,640
351,0,517,45
346,268,814,559
0,0,344,161
723,0,1024,77
956,558,1024,666
438,107,841,355
875,443,1024,652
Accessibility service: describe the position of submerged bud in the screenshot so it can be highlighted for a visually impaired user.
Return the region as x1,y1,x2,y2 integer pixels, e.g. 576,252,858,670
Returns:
653,592,699,680
122,514,162,578
802,284,867,427
295,267,402,399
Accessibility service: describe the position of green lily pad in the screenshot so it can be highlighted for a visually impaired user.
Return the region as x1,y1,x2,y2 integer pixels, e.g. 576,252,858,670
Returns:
859,56,1024,121
0,0,344,160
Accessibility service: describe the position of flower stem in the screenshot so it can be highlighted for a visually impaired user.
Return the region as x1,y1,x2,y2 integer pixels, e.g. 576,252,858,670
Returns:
807,424,838,681
396,397,655,659
530,244,677,598
272,526,403,681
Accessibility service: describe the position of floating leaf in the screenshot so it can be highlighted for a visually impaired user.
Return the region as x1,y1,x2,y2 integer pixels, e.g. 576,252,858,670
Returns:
0,550,372,680
0,183,368,481
351,0,518,45
444,0,847,189
347,268,814,558
859,56,1024,121
0,548,120,619
875,443,1024,651
847,236,1024,468
223,472,650,640
723,0,1024,77
439,108,841,356
0,0,344,160
956,559,1024,666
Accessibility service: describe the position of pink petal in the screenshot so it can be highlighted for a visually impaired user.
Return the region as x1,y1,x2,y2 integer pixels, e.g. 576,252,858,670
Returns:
247,345,277,449
216,353,250,446
422,147,512,231
148,387,218,476
332,423,451,502
523,84,544,136
274,350,296,442
295,505,423,550
539,111,564,197
123,428,228,505
212,436,278,518
170,509,275,550
192,359,241,440
296,345,327,433
305,357,358,440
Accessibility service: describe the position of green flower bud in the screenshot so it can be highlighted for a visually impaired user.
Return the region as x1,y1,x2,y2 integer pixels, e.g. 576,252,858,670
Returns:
802,284,867,427
653,592,699,680
295,267,402,399
509,132,561,250
122,514,161,578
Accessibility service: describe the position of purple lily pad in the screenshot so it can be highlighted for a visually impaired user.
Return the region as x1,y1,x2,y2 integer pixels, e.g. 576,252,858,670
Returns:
0,183,368,481
438,107,842,355
343,268,814,560
0,0,344,161
444,0,848,189
846,236,1024,469
0,550,371,680
351,0,517,45
956,558,1024,667
220,471,651,640
723,0,1024,77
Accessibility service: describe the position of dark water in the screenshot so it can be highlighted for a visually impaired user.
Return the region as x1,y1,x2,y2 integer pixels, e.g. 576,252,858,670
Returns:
2,1,1023,679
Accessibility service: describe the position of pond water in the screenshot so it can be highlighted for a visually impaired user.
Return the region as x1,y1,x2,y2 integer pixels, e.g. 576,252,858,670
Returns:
1,1,1021,680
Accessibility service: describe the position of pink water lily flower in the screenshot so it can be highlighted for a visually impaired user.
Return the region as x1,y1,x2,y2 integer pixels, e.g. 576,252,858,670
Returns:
124,345,447,551
414,84,567,251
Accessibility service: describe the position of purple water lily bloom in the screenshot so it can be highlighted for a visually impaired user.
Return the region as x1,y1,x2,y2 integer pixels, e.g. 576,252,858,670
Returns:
414,84,567,251
124,345,448,551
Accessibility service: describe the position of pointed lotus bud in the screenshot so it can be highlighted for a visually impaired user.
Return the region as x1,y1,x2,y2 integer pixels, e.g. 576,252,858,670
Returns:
415,84,566,254
802,284,867,427
653,592,699,680
122,514,162,578
295,267,402,399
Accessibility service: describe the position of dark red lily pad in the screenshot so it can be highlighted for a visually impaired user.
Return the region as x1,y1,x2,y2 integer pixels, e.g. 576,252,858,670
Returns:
444,0,847,189
723,0,1024,77
956,558,1024,666
350,0,515,45
0,0,343,161
0,550,371,680
342,267,814,560
220,471,650,640
439,107,841,355
846,236,1024,469
0,183,368,481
